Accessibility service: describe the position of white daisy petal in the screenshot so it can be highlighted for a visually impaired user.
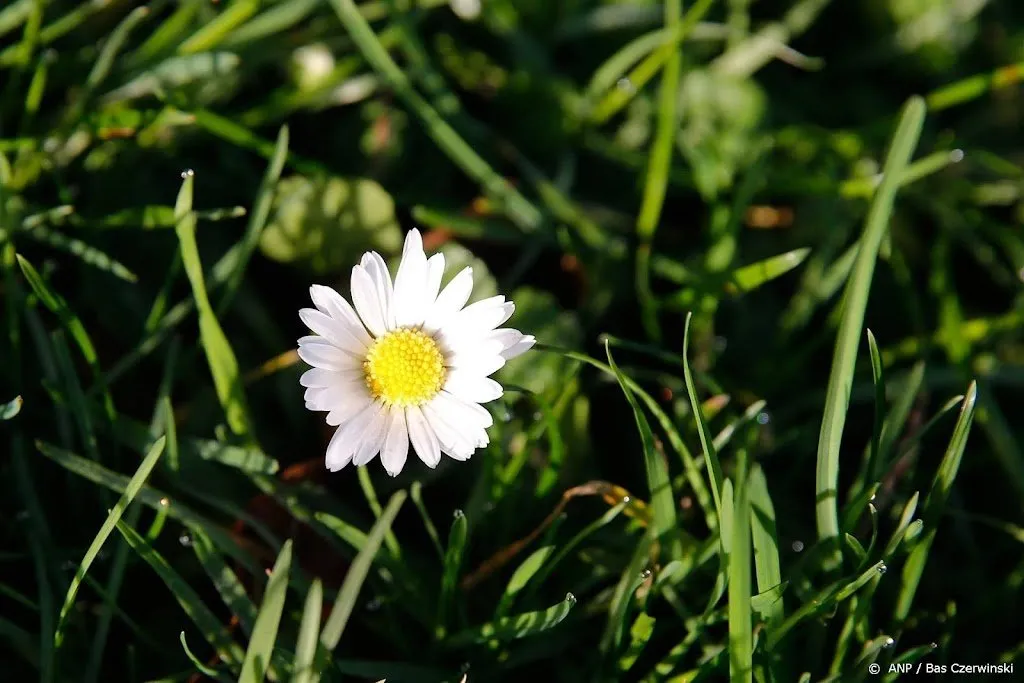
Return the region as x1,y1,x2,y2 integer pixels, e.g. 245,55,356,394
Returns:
488,329,536,360
447,350,505,376
393,229,428,327
361,252,396,329
353,404,388,466
309,285,373,346
444,371,504,404
325,401,377,471
423,401,477,460
299,308,369,356
322,385,373,426
297,339,357,371
300,367,341,388
424,253,445,311
406,405,441,468
380,410,409,476
424,267,473,331
350,265,388,337
434,390,494,429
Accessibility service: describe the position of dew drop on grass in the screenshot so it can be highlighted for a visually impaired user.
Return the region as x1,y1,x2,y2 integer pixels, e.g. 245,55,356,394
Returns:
565,592,577,605
877,563,887,574
949,149,964,163
930,642,938,649
639,569,652,579
792,540,805,552
884,637,895,648
622,496,631,504
757,412,771,425
180,168,194,179
178,533,192,547
616,78,634,93
453,509,465,520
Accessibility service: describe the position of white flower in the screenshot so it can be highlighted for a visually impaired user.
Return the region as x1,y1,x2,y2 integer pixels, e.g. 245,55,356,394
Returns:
298,229,535,475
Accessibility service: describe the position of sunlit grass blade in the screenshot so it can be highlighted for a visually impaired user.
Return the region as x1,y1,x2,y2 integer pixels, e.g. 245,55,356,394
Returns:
724,248,811,296
2,394,23,419
437,509,468,637
173,171,252,437
606,341,679,556
115,519,244,670
191,529,258,636
749,465,783,626
36,440,263,574
728,445,753,683
893,382,977,624
216,124,289,313
318,491,407,663
815,96,926,563
445,593,577,648
292,579,323,683
682,312,725,520
25,225,137,282
179,0,258,54
239,540,292,683
53,436,166,652
496,545,555,617
601,533,652,655
926,61,1024,112
16,254,114,416
326,0,543,232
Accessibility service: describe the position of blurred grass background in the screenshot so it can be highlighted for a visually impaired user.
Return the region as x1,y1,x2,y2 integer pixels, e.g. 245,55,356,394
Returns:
1,0,1023,681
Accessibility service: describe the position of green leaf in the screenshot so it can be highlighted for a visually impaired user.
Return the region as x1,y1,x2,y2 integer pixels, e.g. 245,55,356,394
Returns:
749,465,783,626
239,540,292,683
726,248,811,295
815,96,926,562
52,436,166,651
728,447,753,683
173,171,252,437
682,312,725,521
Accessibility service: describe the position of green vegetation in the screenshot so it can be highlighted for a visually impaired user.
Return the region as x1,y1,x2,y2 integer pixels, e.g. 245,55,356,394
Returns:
2,0,1022,681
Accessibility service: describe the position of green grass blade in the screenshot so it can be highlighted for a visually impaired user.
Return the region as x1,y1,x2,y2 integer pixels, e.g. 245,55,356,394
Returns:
682,312,725,520
326,0,543,232
814,96,926,562
53,436,167,651
437,509,468,636
190,529,258,636
180,631,231,682
179,0,258,54
318,490,407,655
445,593,577,648
728,446,753,683
893,382,978,624
173,171,252,437
1,394,22,419
239,540,293,683
115,519,244,669
217,124,289,314
749,465,783,626
606,341,679,556
292,579,323,683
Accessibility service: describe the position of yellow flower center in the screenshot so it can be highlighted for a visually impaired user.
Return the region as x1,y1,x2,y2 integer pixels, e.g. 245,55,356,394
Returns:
363,327,446,406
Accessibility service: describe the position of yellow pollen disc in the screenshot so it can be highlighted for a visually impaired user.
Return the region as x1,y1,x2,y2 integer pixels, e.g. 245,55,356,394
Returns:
363,328,446,407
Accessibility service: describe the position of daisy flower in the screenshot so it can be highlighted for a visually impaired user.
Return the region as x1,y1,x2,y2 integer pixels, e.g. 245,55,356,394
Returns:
297,229,535,475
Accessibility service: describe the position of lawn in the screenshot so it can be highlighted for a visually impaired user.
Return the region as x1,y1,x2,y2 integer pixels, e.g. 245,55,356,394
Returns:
1,1,1022,682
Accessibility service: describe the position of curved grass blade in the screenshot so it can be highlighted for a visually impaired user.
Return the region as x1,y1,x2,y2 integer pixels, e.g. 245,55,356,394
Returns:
326,0,543,232
682,312,725,519
180,632,231,682
239,540,293,683
606,341,679,556
815,96,926,563
496,545,555,617
191,529,258,636
52,436,167,652
893,382,977,624
1,394,21,419
115,519,244,669
173,172,252,437
445,593,577,648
